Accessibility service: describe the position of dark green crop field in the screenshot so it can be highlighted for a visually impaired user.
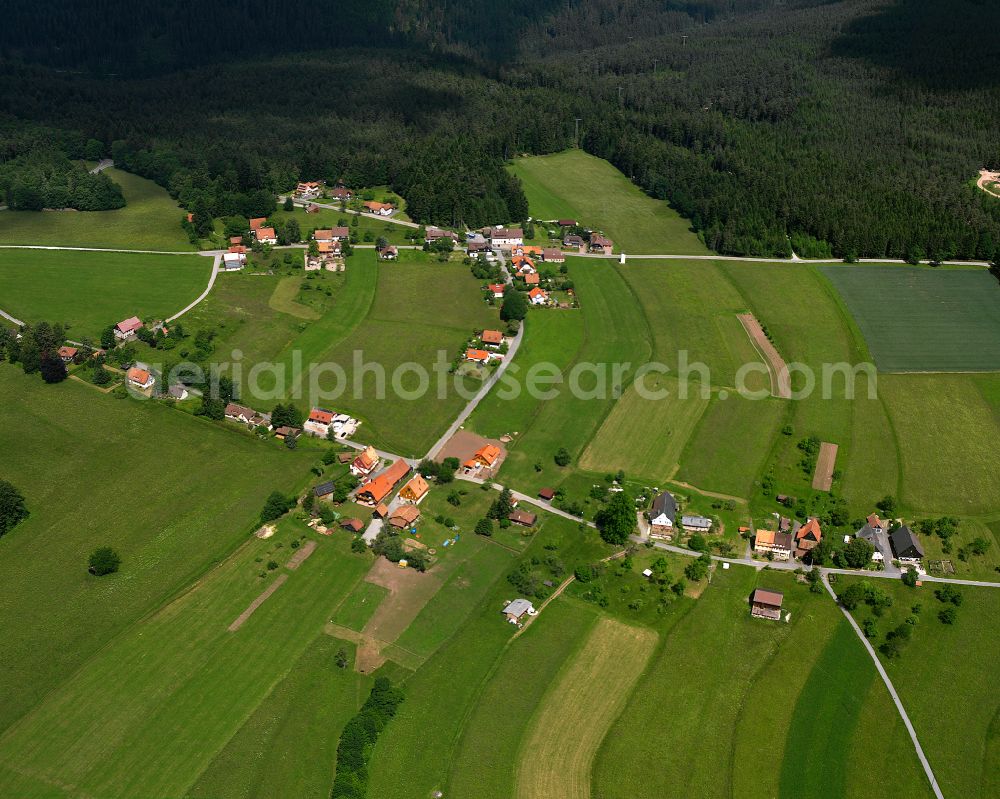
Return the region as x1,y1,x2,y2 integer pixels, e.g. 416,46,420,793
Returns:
821,266,1000,372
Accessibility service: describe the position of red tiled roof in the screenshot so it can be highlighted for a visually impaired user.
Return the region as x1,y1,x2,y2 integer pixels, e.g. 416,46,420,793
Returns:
466,349,490,363
358,460,411,504
117,316,143,333
481,330,504,345
309,408,334,425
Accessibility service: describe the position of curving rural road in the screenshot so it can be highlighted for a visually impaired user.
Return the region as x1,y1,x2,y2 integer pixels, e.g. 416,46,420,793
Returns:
166,254,220,323
821,573,945,799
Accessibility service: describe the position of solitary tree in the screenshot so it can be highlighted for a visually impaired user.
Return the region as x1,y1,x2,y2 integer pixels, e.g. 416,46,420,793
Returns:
475,518,494,537
39,354,67,384
0,480,29,537
594,491,636,545
554,447,571,467
283,196,294,211
88,547,121,576
839,537,875,569
500,290,528,322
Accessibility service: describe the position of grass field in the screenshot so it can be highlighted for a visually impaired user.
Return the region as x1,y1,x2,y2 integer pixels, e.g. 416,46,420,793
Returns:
445,599,598,799
0,248,212,338
592,567,934,799
839,576,1000,799
186,637,370,799
0,519,371,798
0,368,314,734
0,168,195,250
579,375,710,482
879,374,1000,514
270,206,413,246
268,275,323,320
821,265,1000,372
509,150,710,255
516,616,657,799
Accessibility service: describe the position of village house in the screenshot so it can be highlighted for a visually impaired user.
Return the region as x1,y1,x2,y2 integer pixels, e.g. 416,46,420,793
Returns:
330,186,353,201
356,459,411,505
481,329,504,348
351,445,381,478
224,402,272,429
273,426,301,441
126,366,155,390
855,521,889,563
306,204,320,214
425,227,459,245
295,181,323,199
254,226,277,245
557,219,577,228
115,316,143,341
890,525,925,564
502,598,536,624
463,444,502,474
307,239,343,271
542,247,566,263
249,217,267,231
363,201,396,216
57,346,77,364
168,384,189,400
564,234,587,252
313,482,335,501
753,529,794,561
487,283,506,299
222,248,246,270
378,245,398,260
523,272,541,286
589,233,614,255
489,227,524,248
465,348,492,365
528,287,549,305
314,227,350,242
648,491,678,539
468,239,492,257
794,517,823,559
538,487,555,501
399,474,430,504
508,509,537,527
389,505,421,530
750,588,784,620
229,235,243,245
682,515,713,533
304,407,335,437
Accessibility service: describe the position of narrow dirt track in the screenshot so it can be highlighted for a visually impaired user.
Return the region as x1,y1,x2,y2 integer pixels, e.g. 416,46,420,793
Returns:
737,312,791,399
811,442,838,491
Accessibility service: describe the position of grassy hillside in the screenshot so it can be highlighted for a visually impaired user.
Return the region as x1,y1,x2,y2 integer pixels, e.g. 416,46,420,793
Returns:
509,150,711,255
0,367,313,734
0,248,212,337
0,168,195,250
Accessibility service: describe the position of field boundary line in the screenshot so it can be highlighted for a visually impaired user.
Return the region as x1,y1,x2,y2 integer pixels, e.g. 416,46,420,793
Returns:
820,574,944,799
0,244,200,255
228,574,289,631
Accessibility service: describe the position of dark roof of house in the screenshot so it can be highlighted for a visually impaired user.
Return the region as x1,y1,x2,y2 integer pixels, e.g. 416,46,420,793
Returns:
508,510,537,526
314,481,335,497
650,491,677,520
856,524,880,544
538,488,555,500
890,525,924,558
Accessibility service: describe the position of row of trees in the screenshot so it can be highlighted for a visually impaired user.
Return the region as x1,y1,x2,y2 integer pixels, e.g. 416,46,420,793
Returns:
0,148,123,211
331,677,404,799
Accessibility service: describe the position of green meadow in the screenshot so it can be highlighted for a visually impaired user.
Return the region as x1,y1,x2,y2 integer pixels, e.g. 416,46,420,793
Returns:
839,576,1000,799
0,248,212,337
509,150,711,254
0,368,314,736
592,567,934,799
0,168,195,250
822,265,1000,372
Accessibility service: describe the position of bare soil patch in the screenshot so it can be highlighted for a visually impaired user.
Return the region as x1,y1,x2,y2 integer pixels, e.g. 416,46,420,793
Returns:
811,441,838,491
363,557,442,643
737,313,791,399
977,169,1000,199
435,429,507,475
285,539,317,570
228,574,288,632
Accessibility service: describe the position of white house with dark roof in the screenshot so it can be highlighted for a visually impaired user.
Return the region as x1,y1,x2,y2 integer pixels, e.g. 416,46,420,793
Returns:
889,525,925,564
648,491,678,540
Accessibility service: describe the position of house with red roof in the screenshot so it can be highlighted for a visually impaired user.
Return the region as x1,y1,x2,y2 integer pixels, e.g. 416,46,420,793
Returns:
481,329,504,347
356,460,411,505
528,287,549,305
351,445,381,478
363,201,396,216
304,407,335,437
295,181,323,199
589,233,613,255
466,348,491,364
115,316,143,341
58,346,78,363
126,366,155,390
542,247,566,263
487,283,506,299
795,517,823,559
249,217,267,231
330,187,353,201
254,226,277,244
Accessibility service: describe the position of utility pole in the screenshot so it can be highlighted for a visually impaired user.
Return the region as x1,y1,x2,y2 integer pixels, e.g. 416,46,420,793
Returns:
653,58,658,73
681,34,688,47
574,118,582,148
617,85,624,104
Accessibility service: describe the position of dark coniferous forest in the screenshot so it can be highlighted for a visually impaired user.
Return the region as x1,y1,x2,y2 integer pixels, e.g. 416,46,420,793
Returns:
0,0,998,259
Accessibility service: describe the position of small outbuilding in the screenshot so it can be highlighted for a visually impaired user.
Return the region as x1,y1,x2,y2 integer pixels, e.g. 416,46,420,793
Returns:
502,598,536,623
750,588,784,621
508,510,537,527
